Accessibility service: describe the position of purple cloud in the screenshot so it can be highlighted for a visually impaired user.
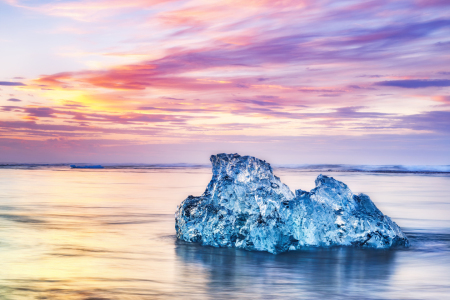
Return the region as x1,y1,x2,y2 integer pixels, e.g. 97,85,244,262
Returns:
319,94,341,97
335,19,450,48
0,120,161,137
7,98,22,102
376,79,450,88
0,105,203,124
235,99,281,107
416,0,450,8
0,81,25,86
398,111,450,133
299,88,344,93
357,75,384,78
25,107,57,118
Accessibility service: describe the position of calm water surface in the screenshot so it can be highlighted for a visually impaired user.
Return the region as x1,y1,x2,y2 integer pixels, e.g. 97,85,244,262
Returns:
0,168,449,299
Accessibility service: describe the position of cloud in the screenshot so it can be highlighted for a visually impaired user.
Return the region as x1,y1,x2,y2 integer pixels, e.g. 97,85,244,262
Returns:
331,18,450,48
435,41,450,47
332,106,389,119
376,79,450,88
138,106,219,113
415,0,450,8
161,96,184,100
357,75,384,78
0,105,202,124
7,98,22,102
27,11,450,99
40,16,450,94
234,99,282,107
0,120,161,137
298,88,344,93
398,111,450,133
0,81,25,86
229,105,391,123
433,95,450,105
6,0,181,22
319,94,341,97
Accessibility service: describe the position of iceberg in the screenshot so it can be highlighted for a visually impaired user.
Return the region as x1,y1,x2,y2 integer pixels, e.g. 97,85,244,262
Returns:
70,165,104,169
175,153,409,254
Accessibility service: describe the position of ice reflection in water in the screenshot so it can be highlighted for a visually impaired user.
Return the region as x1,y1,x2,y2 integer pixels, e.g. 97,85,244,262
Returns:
175,242,398,299
0,168,449,299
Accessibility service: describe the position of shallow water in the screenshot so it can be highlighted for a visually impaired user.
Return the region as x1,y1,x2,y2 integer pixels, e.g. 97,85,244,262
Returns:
0,168,449,299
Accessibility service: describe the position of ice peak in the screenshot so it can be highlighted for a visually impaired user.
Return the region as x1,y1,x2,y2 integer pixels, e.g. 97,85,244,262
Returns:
315,174,348,189
210,153,273,177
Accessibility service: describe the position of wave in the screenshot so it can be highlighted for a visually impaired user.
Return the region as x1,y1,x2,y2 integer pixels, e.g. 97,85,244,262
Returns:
275,164,450,173
0,163,209,170
1,163,449,173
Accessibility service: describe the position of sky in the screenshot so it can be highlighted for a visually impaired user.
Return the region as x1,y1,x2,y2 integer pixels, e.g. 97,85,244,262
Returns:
0,0,449,164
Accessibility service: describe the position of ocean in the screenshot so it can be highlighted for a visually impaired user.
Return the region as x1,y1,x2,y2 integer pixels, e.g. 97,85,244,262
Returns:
0,165,449,299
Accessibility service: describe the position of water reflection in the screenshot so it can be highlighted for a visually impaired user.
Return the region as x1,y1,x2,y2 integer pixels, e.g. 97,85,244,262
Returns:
0,169,450,299
175,242,397,299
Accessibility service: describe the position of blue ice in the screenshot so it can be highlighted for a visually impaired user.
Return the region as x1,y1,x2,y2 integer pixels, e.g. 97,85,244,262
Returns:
175,153,409,254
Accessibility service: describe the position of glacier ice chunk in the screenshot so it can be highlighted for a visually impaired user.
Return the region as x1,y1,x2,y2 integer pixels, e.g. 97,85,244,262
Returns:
175,153,409,254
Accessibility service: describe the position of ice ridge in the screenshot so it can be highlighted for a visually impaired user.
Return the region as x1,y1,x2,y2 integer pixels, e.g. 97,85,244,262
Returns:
175,153,409,254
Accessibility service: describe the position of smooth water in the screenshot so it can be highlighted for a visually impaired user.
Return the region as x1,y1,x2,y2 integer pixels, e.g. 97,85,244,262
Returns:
0,168,449,299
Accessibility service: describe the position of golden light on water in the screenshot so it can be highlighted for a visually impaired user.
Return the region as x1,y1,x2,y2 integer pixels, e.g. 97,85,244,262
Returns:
1,168,450,299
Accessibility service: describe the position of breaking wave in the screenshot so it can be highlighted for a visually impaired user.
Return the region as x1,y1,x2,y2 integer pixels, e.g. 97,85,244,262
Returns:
1,163,449,173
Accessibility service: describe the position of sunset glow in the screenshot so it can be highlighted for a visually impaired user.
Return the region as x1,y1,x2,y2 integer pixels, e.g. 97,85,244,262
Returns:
1,0,449,163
